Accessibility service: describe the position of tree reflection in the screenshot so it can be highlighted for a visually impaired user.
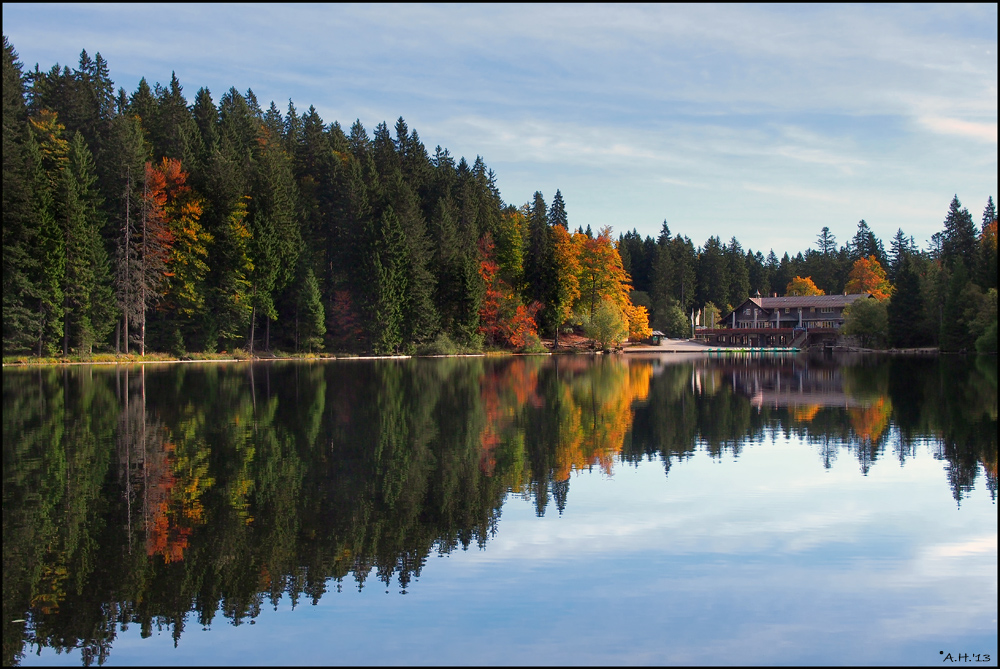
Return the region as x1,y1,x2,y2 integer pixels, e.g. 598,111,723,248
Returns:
2,353,996,665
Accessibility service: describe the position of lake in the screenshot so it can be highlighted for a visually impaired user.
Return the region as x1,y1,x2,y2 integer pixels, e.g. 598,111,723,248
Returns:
3,353,997,666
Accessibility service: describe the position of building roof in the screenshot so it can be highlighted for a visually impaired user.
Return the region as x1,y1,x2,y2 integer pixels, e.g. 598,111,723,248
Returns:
746,294,871,310
721,293,873,320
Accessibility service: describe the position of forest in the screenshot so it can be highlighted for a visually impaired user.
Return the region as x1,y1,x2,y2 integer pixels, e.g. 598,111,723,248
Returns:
3,38,997,357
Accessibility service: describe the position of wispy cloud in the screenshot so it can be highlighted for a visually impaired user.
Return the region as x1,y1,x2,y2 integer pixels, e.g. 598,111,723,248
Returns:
918,116,999,143
2,3,995,252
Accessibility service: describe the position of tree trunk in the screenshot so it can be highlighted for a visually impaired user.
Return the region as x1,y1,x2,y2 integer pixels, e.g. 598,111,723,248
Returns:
249,304,256,356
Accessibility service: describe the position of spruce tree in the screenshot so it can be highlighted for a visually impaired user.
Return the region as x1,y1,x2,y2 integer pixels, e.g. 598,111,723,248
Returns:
978,197,997,290
649,222,674,330
941,195,977,271
697,236,729,310
725,237,749,308
887,253,926,348
940,261,972,351
548,189,568,229
297,267,325,352
523,191,552,308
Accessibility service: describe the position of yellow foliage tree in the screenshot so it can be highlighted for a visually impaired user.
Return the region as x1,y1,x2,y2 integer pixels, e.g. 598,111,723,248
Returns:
785,275,825,296
845,255,892,300
575,227,651,341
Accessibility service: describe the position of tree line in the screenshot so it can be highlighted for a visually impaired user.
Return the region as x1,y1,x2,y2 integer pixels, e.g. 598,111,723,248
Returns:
3,38,996,356
618,199,996,351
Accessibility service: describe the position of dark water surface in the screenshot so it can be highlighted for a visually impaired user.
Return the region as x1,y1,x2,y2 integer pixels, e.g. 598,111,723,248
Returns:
3,353,997,666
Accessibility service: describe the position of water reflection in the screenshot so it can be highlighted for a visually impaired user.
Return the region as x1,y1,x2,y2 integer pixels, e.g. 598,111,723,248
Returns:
2,354,996,665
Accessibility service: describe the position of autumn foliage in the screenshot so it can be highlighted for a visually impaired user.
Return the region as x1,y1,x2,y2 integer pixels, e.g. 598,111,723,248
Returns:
785,275,825,296
845,255,892,300
478,234,541,349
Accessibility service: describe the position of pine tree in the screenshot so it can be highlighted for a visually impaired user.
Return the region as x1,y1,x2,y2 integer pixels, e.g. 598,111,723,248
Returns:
941,195,977,271
523,191,553,312
649,222,674,329
61,131,115,353
978,197,997,290
548,189,568,229
697,236,729,310
2,37,45,353
940,261,972,352
887,253,926,348
296,267,325,352
364,206,407,354
725,237,749,309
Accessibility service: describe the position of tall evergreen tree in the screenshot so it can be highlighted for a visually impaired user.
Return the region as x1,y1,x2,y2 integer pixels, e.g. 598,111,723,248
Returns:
887,253,926,348
977,197,997,290
523,191,553,310
941,195,977,271
548,189,568,229
697,236,729,310
848,219,884,266
725,237,749,308
940,261,973,352
296,266,325,352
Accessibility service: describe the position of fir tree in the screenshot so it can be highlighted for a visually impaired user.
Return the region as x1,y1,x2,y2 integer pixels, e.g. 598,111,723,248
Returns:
297,267,325,352
887,253,926,348
548,189,568,229
941,195,977,271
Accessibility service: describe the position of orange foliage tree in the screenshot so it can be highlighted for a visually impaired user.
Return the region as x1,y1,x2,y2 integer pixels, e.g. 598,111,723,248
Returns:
478,233,540,349
845,255,892,300
550,225,581,347
575,227,651,340
785,275,825,296
151,158,212,318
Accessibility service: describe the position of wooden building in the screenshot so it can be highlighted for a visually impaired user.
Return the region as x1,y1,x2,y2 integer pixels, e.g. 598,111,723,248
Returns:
696,293,873,348
725,294,872,330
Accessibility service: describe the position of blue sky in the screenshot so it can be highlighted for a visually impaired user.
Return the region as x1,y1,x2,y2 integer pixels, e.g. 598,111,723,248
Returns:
3,3,996,254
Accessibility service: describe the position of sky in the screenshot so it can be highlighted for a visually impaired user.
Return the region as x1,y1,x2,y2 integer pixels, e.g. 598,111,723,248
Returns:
3,3,997,255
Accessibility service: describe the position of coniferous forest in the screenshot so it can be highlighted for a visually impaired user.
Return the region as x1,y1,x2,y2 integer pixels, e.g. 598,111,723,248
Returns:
3,39,997,357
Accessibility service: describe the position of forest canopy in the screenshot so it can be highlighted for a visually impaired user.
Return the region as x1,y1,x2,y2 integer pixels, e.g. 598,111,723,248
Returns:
3,38,996,356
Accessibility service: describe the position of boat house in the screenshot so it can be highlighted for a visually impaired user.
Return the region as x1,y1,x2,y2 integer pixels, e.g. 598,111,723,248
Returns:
697,293,873,348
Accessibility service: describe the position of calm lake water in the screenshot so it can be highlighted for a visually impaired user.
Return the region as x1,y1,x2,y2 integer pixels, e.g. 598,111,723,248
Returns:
3,353,997,666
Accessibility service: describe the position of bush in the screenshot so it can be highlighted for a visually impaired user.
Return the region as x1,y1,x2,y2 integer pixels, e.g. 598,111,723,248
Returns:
584,299,629,349
975,319,997,353
417,333,458,356
518,333,547,353
842,298,888,349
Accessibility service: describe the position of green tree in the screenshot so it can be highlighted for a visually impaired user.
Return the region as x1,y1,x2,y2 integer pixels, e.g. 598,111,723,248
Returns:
941,195,977,272
842,297,888,349
848,219,884,266
523,192,554,314
978,197,997,290
887,253,927,348
585,298,629,349
548,189,568,229
697,236,729,311
296,267,325,352
939,262,973,352
649,222,674,329
364,206,407,354
725,237,750,308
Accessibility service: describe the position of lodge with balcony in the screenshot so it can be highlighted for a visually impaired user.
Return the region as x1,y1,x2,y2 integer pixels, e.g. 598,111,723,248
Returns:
696,293,873,348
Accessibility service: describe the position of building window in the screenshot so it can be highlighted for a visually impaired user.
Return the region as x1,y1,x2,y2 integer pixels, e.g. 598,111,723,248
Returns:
744,308,751,314
784,308,789,313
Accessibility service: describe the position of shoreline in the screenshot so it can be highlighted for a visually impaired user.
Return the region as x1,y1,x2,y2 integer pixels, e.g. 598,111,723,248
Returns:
2,342,951,367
